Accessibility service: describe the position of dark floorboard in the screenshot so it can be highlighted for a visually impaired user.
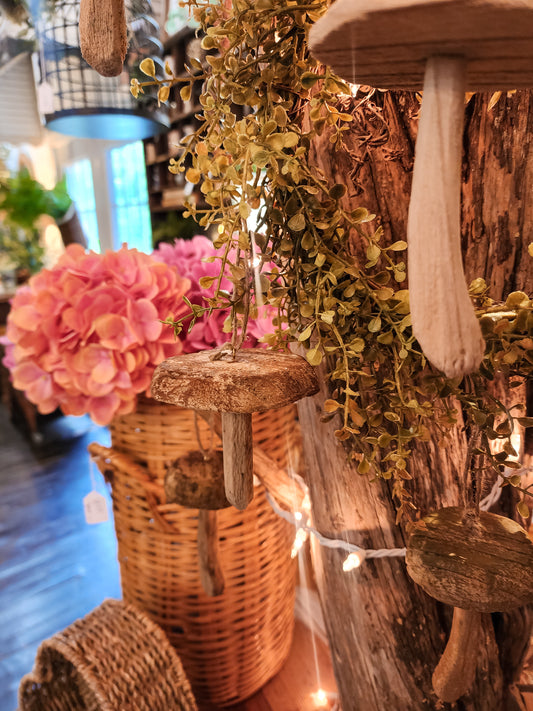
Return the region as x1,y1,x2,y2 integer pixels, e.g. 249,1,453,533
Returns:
0,405,339,711
0,407,121,711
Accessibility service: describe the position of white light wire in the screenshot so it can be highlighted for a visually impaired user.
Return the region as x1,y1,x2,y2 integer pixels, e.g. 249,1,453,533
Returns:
265,466,532,565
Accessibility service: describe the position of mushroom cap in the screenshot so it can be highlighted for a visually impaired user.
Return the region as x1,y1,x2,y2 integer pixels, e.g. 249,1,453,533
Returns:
406,507,533,612
308,0,533,91
151,348,320,413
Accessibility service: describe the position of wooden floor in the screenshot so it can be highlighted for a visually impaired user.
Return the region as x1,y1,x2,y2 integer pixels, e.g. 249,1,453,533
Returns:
0,405,337,711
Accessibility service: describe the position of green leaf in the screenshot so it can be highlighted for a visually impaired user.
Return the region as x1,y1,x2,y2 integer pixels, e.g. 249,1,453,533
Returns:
368,316,382,333
329,184,347,200
300,72,320,89
517,501,530,519
324,399,341,413
366,244,380,262
288,213,306,232
198,276,216,289
505,291,529,308
180,84,192,102
139,58,156,77
389,240,407,251
357,457,370,475
306,347,323,366
298,323,314,341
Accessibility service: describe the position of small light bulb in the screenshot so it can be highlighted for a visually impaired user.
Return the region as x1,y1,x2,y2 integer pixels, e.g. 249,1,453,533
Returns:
311,688,328,707
217,224,224,234
251,254,261,268
294,511,303,521
342,552,364,572
291,527,307,558
301,492,311,514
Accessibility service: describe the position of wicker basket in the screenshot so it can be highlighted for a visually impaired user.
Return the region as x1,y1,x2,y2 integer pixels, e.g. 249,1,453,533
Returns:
92,397,298,708
18,599,197,711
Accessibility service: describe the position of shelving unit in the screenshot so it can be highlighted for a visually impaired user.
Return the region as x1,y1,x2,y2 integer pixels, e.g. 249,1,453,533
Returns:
143,25,207,241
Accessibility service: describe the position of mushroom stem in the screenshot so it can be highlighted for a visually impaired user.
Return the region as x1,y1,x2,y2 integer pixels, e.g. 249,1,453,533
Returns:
79,0,128,77
197,509,225,597
432,607,482,703
408,55,485,378
221,412,253,510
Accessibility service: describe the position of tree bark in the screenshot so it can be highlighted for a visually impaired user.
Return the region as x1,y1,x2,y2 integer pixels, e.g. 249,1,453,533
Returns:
298,90,532,710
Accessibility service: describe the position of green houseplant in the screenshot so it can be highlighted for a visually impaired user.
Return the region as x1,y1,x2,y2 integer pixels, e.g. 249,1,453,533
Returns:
0,168,76,275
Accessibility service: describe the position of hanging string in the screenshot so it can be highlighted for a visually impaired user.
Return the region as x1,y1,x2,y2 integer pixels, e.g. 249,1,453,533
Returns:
193,411,215,461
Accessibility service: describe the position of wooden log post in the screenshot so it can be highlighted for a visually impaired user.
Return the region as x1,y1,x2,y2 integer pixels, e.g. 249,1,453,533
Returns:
297,89,533,711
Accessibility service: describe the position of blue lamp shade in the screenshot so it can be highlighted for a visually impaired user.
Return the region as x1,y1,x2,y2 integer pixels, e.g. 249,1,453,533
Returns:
46,109,167,141
35,0,169,141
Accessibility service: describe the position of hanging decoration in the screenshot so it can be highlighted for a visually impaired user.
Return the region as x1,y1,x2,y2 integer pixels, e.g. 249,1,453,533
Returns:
33,0,168,140
164,419,228,596
79,0,128,78
151,348,319,510
406,506,533,702
308,0,533,378
133,0,533,522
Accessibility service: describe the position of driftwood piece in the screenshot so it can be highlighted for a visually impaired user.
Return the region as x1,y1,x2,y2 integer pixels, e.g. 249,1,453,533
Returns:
309,0,533,377
300,79,533,711
197,411,306,512
407,55,485,377
79,0,128,78
407,507,533,702
406,507,533,612
308,0,533,91
164,450,228,510
197,510,225,597
221,412,253,510
432,608,483,703
151,349,319,511
151,350,319,414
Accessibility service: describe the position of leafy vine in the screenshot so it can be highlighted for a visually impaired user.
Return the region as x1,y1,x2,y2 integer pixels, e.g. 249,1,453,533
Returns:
133,0,533,520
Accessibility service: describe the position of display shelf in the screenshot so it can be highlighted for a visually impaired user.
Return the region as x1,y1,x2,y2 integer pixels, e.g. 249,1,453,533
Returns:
143,26,208,226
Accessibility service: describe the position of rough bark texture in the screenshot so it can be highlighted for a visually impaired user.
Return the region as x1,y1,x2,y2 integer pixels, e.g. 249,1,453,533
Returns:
298,90,532,711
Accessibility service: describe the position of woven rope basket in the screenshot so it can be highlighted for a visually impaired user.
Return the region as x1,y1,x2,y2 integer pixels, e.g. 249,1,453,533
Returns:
92,397,298,708
18,599,197,711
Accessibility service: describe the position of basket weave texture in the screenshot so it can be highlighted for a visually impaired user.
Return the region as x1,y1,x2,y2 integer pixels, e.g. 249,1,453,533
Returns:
18,598,198,711
97,397,298,708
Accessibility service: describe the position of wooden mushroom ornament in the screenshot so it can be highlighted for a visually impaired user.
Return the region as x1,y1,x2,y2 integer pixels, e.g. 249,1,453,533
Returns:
79,0,128,77
151,349,319,511
406,507,533,703
165,449,228,596
309,0,533,378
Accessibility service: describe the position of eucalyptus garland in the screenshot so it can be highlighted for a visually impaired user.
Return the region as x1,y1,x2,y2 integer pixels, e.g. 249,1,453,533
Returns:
133,0,533,519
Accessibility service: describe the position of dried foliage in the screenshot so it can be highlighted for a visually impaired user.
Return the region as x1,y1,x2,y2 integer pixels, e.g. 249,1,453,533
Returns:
133,0,533,519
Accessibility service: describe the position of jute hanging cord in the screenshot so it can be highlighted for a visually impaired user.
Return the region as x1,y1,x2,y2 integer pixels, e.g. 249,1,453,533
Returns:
151,348,319,511
79,0,128,77
309,0,533,379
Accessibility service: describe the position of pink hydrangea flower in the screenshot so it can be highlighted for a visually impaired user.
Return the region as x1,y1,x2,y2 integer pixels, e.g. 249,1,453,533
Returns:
4,244,190,425
152,236,276,352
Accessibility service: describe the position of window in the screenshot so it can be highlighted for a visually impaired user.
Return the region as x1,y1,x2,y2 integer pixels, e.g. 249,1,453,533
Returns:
65,159,100,252
108,141,152,253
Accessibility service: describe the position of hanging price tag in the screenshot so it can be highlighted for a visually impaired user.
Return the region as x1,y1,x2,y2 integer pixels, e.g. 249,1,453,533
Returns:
83,457,108,524
83,490,109,524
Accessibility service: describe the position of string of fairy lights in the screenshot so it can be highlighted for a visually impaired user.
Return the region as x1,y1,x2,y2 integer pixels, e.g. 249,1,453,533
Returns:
264,465,533,572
